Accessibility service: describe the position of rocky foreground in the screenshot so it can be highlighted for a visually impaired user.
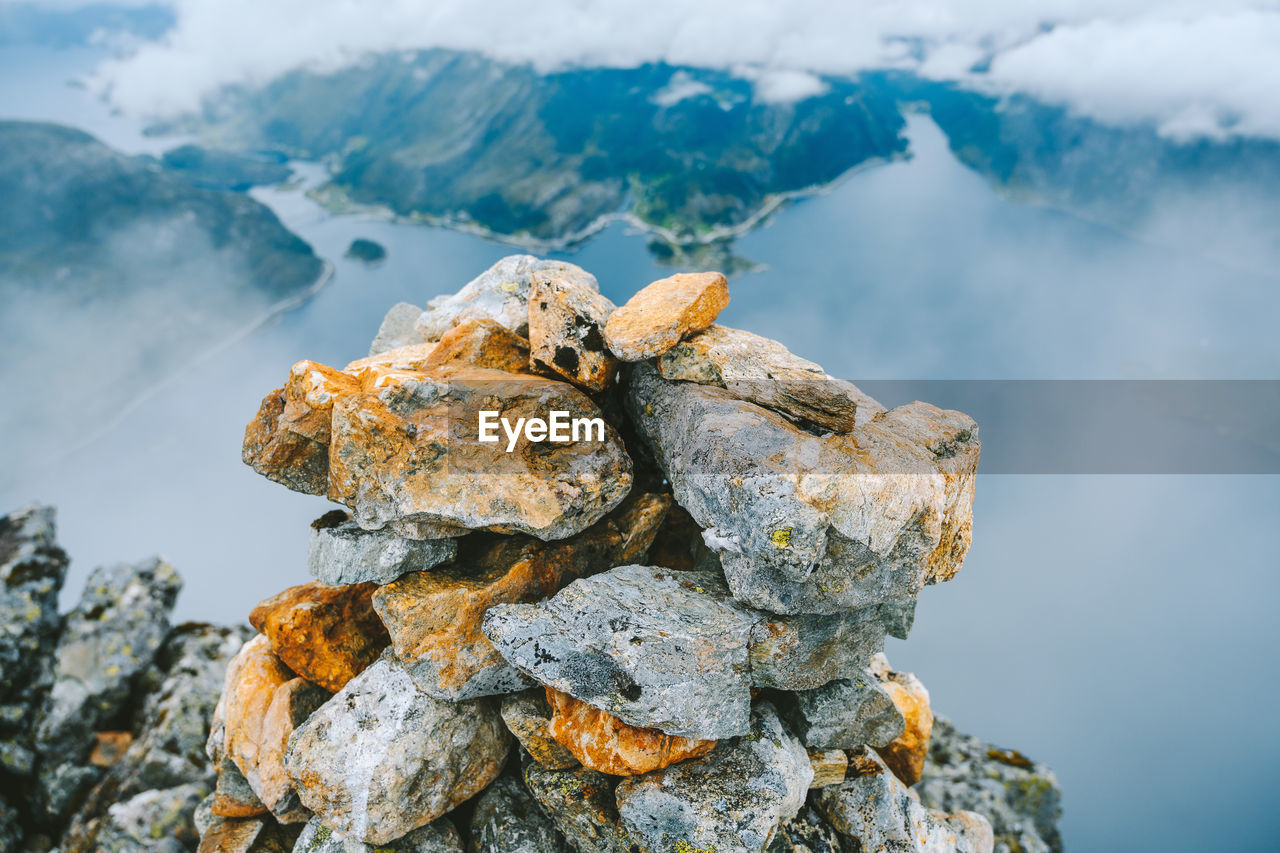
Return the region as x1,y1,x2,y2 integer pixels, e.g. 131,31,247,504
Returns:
0,256,1062,852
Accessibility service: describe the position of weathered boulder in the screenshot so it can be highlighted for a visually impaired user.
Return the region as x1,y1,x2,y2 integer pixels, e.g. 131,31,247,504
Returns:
748,605,897,690
256,678,329,822
528,264,619,391
326,366,633,540
283,653,509,844
917,717,1063,853
499,690,578,770
249,582,388,693
243,361,360,496
604,272,729,362
369,302,425,356
628,364,979,614
522,762,639,853
544,687,716,776
220,636,295,803
656,324,876,433
292,815,463,852
415,255,589,340
36,557,181,760
814,747,993,853
425,317,530,373
614,701,812,853
780,669,905,751
308,511,456,586
469,775,570,853
485,565,759,739
869,654,933,787
374,495,670,700
766,807,845,853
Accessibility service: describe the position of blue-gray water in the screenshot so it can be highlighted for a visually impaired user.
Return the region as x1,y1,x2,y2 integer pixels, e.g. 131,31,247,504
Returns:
3,47,1279,853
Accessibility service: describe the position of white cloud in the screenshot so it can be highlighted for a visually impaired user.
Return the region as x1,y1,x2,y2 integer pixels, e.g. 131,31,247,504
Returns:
979,12,1280,140
74,0,1280,141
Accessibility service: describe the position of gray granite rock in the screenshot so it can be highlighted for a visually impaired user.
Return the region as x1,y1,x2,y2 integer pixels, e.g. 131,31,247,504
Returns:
656,324,879,433
90,782,207,852
484,565,759,739
749,605,895,691
628,365,979,614
917,717,1063,853
57,624,250,852
814,747,994,853
0,504,67,705
469,775,570,853
308,511,456,586
0,504,68,782
522,762,640,853
780,670,905,750
283,653,509,844
614,701,812,853
293,815,462,852
369,302,426,355
416,255,596,341
765,807,845,853
36,557,182,759
35,762,103,824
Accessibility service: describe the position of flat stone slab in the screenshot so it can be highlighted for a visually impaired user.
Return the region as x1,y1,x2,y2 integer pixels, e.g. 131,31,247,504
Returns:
484,565,759,740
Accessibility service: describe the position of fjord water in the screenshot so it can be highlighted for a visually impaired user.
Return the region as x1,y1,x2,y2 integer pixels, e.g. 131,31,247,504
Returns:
4,51,1279,852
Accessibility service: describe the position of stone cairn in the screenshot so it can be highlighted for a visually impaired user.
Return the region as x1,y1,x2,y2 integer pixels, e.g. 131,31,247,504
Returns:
201,256,1062,853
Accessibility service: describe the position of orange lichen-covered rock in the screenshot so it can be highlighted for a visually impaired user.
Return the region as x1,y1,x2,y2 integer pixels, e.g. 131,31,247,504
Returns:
256,677,330,823
342,342,439,383
545,687,716,776
325,365,633,541
808,749,849,788
221,635,295,798
424,317,530,373
88,731,132,767
242,361,360,495
528,265,619,392
869,653,933,786
500,689,579,770
248,582,388,694
372,493,671,700
604,271,729,361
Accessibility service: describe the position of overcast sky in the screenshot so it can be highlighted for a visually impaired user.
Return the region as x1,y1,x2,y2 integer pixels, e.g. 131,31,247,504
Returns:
10,0,1274,141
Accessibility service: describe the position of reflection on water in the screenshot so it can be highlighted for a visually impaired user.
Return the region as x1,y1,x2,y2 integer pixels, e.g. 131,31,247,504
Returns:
2,51,1279,853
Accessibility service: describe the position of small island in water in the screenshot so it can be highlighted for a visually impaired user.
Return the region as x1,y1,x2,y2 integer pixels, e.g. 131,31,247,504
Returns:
345,237,388,265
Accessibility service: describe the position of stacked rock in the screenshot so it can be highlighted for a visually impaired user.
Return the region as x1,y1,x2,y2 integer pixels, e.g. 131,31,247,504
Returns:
203,255,1028,853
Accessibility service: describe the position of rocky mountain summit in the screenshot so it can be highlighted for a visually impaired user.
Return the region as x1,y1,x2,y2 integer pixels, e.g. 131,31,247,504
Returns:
0,505,249,852
0,255,1061,852
211,255,1062,853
